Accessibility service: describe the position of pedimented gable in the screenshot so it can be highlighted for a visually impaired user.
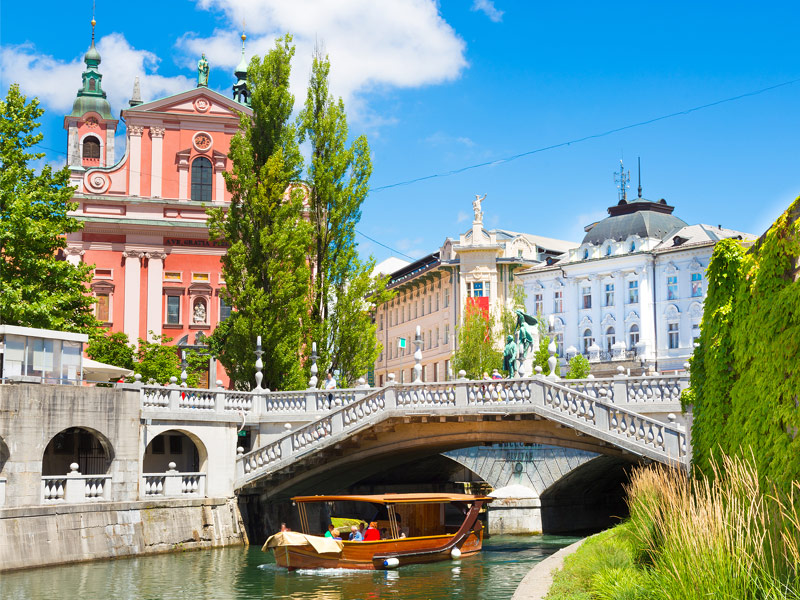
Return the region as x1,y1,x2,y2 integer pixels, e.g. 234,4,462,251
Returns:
125,87,252,119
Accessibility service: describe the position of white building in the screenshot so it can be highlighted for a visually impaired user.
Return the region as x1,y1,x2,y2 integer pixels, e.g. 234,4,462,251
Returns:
516,192,754,375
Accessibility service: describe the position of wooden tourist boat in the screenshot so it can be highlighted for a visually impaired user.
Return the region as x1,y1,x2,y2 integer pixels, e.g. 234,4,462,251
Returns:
263,492,492,570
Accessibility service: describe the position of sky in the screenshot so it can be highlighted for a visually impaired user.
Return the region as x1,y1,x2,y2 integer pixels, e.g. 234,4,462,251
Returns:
2,1,799,264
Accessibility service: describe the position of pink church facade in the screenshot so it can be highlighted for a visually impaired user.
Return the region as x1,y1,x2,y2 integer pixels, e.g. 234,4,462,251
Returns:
63,33,253,386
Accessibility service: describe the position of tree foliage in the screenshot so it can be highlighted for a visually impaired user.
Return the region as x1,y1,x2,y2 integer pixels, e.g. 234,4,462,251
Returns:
687,196,800,488
86,331,135,371
208,36,312,391
565,354,591,379
0,84,97,332
453,302,502,379
297,48,392,386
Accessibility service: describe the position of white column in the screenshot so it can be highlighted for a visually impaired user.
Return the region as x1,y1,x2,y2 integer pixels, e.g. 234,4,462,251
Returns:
123,251,142,344
614,271,625,338
145,252,165,342
639,261,657,363
67,122,80,167
128,126,143,196
149,127,165,198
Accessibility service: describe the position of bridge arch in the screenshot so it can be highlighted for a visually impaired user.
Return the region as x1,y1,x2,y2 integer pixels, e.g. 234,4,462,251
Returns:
42,426,114,476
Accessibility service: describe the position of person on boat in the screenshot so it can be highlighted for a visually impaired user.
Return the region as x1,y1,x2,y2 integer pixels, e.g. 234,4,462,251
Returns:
324,524,341,540
363,522,380,541
358,522,366,537
280,522,291,532
349,525,363,541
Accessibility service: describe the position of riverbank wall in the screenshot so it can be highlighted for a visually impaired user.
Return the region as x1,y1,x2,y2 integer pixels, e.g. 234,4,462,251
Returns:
0,496,247,572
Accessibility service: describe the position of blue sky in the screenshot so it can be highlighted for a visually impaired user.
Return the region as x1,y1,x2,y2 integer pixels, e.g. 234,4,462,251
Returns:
2,1,799,263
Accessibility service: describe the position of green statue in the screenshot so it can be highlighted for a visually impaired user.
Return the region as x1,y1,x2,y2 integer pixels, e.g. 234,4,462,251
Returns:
197,53,209,87
503,334,517,377
515,309,538,358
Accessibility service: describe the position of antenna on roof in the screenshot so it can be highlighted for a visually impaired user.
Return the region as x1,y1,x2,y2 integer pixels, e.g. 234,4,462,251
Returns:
91,0,96,46
614,159,630,202
637,156,642,198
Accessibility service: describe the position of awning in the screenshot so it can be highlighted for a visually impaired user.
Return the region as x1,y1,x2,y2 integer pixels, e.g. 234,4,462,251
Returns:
83,358,134,381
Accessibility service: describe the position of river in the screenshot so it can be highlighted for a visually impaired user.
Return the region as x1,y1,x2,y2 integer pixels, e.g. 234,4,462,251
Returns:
1,534,579,599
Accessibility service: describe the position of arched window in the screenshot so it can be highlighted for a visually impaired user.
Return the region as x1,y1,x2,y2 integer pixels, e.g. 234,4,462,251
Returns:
606,326,615,351
82,137,100,161
582,328,593,354
191,156,213,202
629,324,640,349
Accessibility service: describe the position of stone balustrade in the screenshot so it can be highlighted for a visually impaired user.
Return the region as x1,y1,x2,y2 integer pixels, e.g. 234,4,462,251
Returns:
140,384,371,417
235,376,689,488
40,464,111,503
560,373,687,405
141,465,206,498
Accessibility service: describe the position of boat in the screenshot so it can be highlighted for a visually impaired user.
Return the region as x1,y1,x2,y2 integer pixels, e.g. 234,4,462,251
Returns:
262,492,492,570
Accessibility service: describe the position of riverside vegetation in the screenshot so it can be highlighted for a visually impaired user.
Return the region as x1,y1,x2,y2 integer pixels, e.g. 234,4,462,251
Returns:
546,197,800,599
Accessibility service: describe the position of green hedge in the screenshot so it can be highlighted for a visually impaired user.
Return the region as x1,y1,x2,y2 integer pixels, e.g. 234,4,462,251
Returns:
686,196,800,486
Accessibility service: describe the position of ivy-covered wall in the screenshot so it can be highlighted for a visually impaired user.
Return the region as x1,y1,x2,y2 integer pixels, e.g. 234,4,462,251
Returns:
686,196,800,487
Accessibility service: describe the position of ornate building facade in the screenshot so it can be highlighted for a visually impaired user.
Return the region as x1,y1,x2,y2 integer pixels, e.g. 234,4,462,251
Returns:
516,187,755,375
63,28,253,386
372,199,576,385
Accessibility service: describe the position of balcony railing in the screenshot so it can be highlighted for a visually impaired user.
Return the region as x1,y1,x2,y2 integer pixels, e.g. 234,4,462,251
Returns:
41,464,111,503
141,466,206,498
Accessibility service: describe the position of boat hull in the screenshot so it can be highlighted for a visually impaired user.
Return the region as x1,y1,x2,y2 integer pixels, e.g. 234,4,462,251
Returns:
272,531,483,571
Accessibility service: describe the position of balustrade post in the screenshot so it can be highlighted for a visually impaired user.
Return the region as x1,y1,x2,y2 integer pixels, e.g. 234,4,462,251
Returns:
594,403,610,429
214,379,226,412
663,414,682,461
455,372,468,408
612,366,627,404
164,462,181,496
384,377,397,410
280,434,294,462
168,376,180,410
64,463,84,503
235,447,245,481
254,336,264,391
306,389,321,412
529,379,545,406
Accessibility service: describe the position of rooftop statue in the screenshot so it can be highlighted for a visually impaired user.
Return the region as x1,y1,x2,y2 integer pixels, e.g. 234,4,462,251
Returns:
473,194,486,223
198,53,209,87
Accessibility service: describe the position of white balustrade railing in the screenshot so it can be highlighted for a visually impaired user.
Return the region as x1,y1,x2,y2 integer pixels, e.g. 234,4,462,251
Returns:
141,470,206,498
41,470,112,503
625,376,685,403
236,376,689,486
265,391,307,412
396,383,456,408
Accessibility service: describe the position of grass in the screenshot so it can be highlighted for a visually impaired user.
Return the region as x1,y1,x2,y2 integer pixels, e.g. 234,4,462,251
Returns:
546,454,800,600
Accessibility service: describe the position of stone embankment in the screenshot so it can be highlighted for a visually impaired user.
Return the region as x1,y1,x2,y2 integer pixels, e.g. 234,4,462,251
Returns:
0,497,246,572
511,538,586,600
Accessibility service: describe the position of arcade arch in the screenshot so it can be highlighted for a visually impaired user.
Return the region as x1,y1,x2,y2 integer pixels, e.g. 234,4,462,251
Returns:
143,429,207,474
42,427,114,476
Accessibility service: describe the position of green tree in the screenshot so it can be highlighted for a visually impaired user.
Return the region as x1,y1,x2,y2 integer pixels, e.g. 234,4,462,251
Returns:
532,318,556,375
297,48,392,386
453,303,502,379
0,84,97,332
86,331,135,370
135,333,181,385
208,36,312,390
565,354,591,379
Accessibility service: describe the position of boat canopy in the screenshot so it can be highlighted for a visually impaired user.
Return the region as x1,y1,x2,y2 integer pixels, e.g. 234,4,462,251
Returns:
290,493,493,505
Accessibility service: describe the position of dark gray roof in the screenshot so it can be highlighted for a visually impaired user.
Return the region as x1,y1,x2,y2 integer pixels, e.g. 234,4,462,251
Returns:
582,198,688,245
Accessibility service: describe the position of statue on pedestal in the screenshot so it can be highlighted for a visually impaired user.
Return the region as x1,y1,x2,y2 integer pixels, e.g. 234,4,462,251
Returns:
472,194,486,223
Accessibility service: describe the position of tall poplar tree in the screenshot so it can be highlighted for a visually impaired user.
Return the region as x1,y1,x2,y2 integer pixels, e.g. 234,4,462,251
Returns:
0,84,97,332
298,48,392,386
208,36,312,390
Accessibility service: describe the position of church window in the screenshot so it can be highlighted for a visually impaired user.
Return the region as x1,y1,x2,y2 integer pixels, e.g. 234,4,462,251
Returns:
166,296,181,325
83,137,100,159
191,156,213,202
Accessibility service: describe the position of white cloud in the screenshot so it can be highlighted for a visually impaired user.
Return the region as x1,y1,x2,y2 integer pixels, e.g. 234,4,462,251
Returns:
1,34,192,116
183,0,468,121
457,210,469,223
395,236,428,258
471,0,504,22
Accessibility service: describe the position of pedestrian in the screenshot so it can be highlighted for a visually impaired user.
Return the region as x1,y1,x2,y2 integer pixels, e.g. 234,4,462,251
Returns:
324,370,337,409
491,368,502,380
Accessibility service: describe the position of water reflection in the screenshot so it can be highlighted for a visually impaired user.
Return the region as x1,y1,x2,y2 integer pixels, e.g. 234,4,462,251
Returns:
0,535,579,600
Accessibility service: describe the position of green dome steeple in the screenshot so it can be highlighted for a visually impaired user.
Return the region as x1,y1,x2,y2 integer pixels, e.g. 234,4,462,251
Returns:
71,17,112,120
232,31,250,107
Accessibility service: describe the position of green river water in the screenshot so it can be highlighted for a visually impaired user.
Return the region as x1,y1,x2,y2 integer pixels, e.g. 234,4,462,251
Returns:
0,534,578,599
